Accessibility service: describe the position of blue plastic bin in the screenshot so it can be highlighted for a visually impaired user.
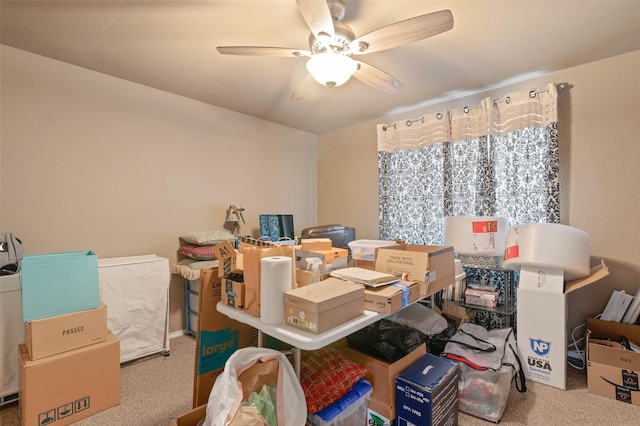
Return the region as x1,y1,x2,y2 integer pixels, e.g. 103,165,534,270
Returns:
308,379,373,426
21,251,99,321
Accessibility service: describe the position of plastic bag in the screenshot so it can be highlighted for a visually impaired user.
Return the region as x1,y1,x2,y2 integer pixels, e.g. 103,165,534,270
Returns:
346,319,428,362
204,347,306,426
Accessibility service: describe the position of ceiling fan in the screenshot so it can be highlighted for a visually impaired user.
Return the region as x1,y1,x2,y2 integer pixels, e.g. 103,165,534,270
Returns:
217,0,453,98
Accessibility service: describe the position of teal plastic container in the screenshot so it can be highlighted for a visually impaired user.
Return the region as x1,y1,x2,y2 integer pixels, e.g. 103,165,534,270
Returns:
21,251,99,321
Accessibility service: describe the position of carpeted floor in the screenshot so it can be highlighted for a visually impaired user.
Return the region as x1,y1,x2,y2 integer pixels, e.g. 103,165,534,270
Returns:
1,334,638,425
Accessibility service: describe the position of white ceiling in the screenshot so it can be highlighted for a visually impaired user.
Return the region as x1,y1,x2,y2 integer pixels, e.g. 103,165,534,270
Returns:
2,1,639,134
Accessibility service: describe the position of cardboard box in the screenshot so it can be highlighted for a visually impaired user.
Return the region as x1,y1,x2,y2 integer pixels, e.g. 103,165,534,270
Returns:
517,261,609,389
301,238,333,252
295,268,330,287
192,268,257,408
395,353,459,426
284,277,364,334
354,259,375,270
294,247,349,274
332,339,427,420
364,281,420,314
212,240,241,278
24,303,109,360
374,245,455,297
20,251,99,321
169,405,206,426
220,276,245,309
586,318,640,406
19,332,120,426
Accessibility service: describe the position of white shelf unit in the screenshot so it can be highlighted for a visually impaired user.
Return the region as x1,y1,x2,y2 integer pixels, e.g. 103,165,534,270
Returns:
98,255,170,363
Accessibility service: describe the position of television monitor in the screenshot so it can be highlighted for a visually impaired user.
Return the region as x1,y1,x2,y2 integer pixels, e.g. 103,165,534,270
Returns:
259,214,294,242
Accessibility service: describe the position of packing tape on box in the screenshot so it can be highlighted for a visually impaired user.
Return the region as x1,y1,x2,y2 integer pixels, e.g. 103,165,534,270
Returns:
444,216,507,256
260,256,292,325
503,223,590,280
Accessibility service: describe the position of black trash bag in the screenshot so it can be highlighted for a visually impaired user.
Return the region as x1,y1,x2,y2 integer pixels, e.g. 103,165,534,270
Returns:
346,319,428,362
426,316,457,356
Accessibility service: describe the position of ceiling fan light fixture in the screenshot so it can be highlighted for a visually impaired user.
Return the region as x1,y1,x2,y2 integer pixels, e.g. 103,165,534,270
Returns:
306,53,357,88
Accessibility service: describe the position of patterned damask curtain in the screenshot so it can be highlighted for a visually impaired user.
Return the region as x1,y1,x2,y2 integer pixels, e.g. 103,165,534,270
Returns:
378,83,559,330
377,83,560,244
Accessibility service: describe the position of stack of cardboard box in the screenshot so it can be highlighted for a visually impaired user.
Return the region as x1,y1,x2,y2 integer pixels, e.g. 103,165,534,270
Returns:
18,251,120,426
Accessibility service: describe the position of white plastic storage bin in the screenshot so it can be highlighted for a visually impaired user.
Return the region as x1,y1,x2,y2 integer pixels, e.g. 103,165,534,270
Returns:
308,379,372,426
348,240,399,261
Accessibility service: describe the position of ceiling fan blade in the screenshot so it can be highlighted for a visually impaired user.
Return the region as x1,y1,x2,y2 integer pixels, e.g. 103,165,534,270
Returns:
217,46,311,58
291,73,317,101
349,9,453,55
352,60,404,94
296,0,335,42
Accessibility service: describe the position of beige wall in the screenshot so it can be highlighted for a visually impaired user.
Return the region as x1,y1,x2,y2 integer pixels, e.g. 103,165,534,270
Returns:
0,45,318,334
318,50,640,331
3,44,639,338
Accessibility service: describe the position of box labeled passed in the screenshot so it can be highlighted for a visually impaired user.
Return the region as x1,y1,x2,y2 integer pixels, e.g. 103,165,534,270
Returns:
284,278,364,334
24,303,109,360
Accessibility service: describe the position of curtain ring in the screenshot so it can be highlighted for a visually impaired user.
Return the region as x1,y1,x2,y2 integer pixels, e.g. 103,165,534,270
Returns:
463,107,469,113
436,112,442,119
382,125,388,131
406,120,412,126
529,90,537,98
505,96,511,104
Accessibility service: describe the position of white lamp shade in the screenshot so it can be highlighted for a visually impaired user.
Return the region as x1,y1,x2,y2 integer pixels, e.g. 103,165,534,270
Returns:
306,53,357,88
226,209,239,222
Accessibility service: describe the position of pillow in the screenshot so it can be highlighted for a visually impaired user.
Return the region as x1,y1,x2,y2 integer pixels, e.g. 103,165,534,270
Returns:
299,347,367,414
386,302,448,336
178,244,217,260
172,258,219,280
180,230,235,246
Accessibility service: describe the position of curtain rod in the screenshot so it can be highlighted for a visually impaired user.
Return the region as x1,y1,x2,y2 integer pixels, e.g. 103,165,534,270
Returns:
493,82,566,106
382,83,567,131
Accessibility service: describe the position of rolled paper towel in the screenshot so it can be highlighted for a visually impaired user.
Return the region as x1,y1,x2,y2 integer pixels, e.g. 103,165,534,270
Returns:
444,216,508,256
260,256,292,325
503,223,590,280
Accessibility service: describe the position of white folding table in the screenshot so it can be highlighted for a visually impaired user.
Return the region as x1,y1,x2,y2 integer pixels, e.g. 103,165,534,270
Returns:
216,302,391,377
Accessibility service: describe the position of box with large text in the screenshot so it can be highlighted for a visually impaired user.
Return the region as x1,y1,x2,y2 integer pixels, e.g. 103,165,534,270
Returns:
24,303,108,360
517,262,609,389
586,317,640,406
192,268,257,408
19,332,120,426
375,245,454,297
